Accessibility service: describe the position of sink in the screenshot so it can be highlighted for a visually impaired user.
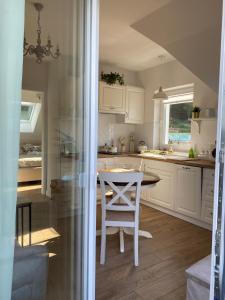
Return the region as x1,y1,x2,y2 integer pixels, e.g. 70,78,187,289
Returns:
139,151,188,161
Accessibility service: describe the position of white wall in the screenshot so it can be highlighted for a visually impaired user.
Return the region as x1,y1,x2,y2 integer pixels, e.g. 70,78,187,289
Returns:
99,62,141,86
98,63,143,150
137,60,218,152
98,113,140,151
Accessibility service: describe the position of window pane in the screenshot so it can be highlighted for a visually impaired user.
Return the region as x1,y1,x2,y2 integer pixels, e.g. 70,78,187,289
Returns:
21,104,33,121
168,102,192,142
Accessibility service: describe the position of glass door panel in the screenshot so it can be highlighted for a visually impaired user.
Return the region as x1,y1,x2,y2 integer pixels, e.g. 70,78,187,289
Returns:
0,0,98,299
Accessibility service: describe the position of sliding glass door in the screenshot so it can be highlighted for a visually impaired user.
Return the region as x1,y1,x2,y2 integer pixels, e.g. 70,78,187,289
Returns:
0,1,25,299
211,1,225,299
0,0,98,299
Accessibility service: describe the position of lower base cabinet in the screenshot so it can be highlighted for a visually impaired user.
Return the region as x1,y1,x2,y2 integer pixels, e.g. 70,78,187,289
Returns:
97,157,213,228
175,165,201,219
144,162,175,210
201,169,215,224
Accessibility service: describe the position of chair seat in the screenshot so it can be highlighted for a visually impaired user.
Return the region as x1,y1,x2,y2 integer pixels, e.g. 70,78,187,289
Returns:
106,210,134,222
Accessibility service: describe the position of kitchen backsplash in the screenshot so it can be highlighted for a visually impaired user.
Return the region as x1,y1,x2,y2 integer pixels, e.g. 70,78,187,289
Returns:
98,113,139,151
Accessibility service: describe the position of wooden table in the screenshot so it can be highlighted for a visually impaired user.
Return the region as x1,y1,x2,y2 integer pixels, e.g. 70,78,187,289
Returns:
97,168,160,248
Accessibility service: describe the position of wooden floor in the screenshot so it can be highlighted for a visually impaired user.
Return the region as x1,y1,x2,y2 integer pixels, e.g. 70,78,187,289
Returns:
96,205,212,300
17,185,212,300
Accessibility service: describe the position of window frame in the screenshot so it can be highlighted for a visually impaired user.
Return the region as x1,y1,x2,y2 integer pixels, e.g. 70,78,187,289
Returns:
20,101,41,133
159,85,194,150
20,90,43,133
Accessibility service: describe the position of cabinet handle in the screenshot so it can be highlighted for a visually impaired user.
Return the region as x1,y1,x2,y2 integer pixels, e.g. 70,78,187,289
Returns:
182,166,191,170
125,112,128,118
110,106,116,109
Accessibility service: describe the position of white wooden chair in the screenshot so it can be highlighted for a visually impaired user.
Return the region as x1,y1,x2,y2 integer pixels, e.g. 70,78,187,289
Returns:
99,171,143,266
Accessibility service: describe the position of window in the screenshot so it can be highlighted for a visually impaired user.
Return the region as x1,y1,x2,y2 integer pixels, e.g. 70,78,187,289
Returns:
162,92,193,145
20,101,41,133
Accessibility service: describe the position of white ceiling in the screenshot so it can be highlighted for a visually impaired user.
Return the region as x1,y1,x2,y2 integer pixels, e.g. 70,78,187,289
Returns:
99,0,175,71
24,0,74,57
24,0,175,70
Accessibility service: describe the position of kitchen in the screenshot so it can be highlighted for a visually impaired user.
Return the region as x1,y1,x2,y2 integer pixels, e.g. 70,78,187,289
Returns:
96,64,216,300
96,0,220,298
97,62,216,229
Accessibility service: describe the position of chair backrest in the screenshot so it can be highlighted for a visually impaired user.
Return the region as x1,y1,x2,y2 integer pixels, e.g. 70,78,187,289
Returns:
99,171,143,214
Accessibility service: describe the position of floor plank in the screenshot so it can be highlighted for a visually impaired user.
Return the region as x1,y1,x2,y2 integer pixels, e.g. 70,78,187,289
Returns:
17,186,211,300
96,204,211,300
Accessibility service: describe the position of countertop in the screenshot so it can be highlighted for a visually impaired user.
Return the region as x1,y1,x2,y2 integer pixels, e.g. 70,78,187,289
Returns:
98,153,215,169
98,152,131,158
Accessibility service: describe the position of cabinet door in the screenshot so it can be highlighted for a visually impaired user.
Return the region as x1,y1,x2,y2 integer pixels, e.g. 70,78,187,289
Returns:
201,168,215,224
113,156,142,169
99,81,125,114
144,164,175,209
125,86,144,124
175,165,201,219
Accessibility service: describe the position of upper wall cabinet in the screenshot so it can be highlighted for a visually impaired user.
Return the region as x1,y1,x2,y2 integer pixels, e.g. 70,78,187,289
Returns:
99,82,145,124
99,81,126,114
124,86,144,124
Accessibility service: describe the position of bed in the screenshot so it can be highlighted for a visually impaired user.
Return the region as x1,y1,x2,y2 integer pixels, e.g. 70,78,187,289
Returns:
18,144,42,183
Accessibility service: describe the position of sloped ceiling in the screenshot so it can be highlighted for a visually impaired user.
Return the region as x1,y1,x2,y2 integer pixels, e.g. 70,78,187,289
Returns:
132,0,222,91
99,0,175,70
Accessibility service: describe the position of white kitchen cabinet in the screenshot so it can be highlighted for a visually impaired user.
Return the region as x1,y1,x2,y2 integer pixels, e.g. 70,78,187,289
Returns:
175,165,201,219
143,160,176,209
99,81,126,114
98,156,143,170
124,86,144,124
201,168,215,224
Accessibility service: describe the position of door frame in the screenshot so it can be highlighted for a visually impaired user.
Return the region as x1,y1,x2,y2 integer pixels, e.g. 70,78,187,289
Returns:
82,0,99,299
210,0,225,299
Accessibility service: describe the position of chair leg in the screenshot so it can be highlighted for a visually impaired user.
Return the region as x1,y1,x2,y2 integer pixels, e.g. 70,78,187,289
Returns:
119,228,125,253
134,227,139,267
100,225,106,264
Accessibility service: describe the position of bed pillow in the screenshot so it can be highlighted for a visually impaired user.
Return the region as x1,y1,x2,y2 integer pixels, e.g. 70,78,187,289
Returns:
21,144,42,155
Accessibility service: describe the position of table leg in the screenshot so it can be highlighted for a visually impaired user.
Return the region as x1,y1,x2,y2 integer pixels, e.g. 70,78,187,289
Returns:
21,207,24,247
123,228,153,239
16,207,19,242
29,204,32,246
119,228,125,253
96,227,120,237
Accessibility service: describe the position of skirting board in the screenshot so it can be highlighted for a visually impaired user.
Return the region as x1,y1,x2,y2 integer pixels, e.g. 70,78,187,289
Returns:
141,200,212,231
97,197,212,231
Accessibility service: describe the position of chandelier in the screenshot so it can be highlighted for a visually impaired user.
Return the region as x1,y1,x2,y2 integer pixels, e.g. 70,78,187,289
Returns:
24,2,60,64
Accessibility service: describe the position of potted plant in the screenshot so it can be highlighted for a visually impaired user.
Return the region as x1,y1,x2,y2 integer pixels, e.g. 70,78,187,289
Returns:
192,106,201,119
101,71,124,85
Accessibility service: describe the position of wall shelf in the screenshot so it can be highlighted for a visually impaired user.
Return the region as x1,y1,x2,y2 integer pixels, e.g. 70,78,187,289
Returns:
189,117,216,133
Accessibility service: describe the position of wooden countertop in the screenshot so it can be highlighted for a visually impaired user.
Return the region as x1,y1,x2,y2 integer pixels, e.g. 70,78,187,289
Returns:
98,153,215,169
98,153,132,158
130,154,215,169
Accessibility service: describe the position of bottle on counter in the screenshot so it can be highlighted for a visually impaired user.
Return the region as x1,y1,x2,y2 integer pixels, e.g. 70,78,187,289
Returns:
188,147,194,159
129,135,135,153
193,144,198,158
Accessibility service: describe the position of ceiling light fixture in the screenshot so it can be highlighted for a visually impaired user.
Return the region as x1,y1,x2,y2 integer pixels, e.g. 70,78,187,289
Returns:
153,86,168,100
24,2,60,64
152,55,168,101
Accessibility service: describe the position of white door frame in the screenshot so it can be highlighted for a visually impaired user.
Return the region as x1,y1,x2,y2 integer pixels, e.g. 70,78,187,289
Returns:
210,0,225,299
82,0,99,299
